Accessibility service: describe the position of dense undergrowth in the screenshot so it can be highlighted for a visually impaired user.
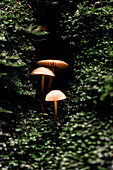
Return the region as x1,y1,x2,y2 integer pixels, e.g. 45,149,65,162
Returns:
0,0,113,169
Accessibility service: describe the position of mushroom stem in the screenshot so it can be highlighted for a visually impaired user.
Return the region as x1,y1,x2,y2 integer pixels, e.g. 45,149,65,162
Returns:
54,100,57,121
51,67,55,72
47,77,53,91
46,67,54,92
41,75,45,96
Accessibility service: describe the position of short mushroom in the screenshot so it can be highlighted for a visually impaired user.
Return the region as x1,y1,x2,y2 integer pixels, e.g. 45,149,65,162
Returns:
37,59,69,90
45,90,66,121
31,67,55,97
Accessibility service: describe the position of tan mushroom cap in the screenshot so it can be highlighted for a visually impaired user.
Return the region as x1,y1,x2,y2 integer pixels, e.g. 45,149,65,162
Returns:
31,67,55,77
45,90,66,101
37,59,69,70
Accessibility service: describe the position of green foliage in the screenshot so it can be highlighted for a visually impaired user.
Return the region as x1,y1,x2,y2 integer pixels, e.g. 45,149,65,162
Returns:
0,0,47,67
100,75,113,101
60,0,113,117
58,1,113,169
0,109,113,169
0,0,48,114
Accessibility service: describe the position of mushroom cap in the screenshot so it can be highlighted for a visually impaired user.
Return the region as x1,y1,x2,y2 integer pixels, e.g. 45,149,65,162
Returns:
31,67,55,77
37,59,69,70
45,90,66,101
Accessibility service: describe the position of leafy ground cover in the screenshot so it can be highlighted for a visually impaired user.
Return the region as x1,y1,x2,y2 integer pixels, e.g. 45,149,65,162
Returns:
0,0,113,169
0,105,113,169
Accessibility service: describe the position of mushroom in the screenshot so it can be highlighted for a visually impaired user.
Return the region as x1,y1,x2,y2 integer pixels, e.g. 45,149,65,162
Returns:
45,90,66,121
37,59,69,90
31,67,55,97
37,59,69,71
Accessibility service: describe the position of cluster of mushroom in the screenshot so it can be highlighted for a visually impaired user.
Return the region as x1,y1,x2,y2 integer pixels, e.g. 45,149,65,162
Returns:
31,59,69,121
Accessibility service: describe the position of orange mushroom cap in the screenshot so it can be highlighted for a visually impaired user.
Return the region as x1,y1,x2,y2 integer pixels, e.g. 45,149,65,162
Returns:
31,67,55,77
37,59,69,70
45,90,66,101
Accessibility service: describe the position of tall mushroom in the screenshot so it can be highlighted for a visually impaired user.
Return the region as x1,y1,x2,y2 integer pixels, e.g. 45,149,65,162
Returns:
45,90,66,121
31,67,55,97
37,59,69,90
37,59,69,71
